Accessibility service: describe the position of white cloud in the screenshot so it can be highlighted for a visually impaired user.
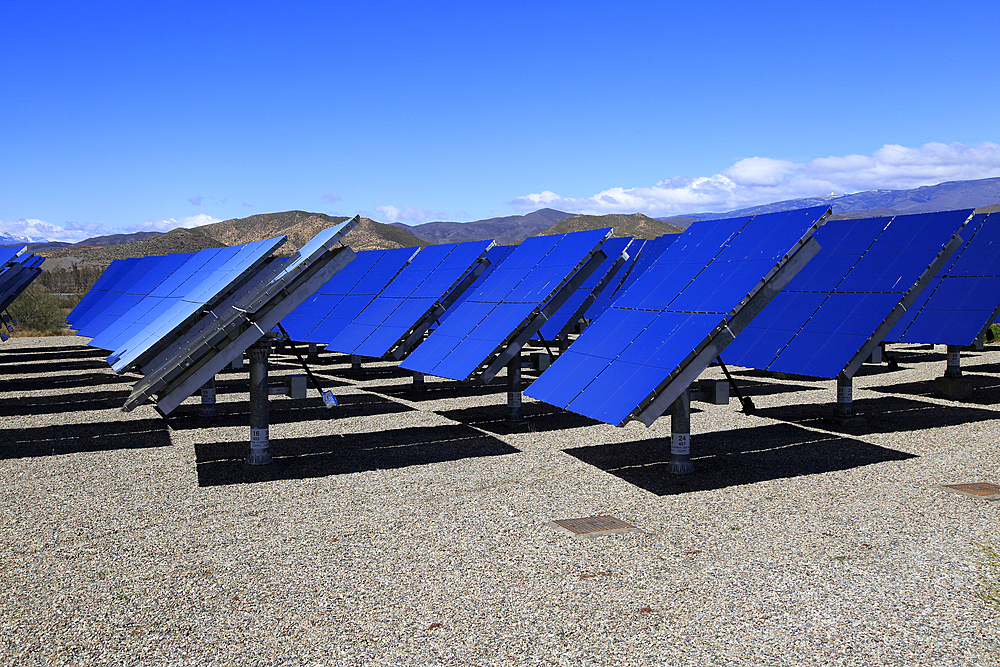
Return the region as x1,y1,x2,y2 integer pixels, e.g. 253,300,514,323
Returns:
372,204,447,224
510,141,1000,217
126,213,221,233
0,218,115,243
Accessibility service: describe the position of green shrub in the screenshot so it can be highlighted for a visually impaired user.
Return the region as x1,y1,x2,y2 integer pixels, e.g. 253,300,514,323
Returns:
973,539,1000,611
7,283,66,334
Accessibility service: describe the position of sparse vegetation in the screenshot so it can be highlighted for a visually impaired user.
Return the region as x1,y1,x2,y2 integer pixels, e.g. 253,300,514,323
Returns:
38,264,106,294
6,284,70,335
972,539,1000,611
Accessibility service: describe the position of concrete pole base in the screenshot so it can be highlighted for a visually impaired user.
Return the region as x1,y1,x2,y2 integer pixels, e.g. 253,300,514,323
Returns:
934,375,973,401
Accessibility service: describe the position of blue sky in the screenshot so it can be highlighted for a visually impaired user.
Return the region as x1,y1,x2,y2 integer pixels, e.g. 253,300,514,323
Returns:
3,1,999,242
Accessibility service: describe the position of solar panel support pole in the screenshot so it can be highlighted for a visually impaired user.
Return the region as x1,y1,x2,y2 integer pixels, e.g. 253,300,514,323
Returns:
247,339,273,466
507,350,523,422
413,371,425,391
199,377,218,417
834,372,854,418
351,354,362,371
934,344,974,400
308,343,318,360
669,389,693,475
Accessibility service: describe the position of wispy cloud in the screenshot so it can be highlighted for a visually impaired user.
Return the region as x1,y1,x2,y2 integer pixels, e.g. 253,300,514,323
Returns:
126,213,221,233
188,196,203,206
321,192,342,203
0,218,114,244
511,142,1000,217
372,204,447,224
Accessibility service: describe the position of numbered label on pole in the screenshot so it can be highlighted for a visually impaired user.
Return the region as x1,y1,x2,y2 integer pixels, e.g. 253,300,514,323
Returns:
250,428,269,449
671,433,690,456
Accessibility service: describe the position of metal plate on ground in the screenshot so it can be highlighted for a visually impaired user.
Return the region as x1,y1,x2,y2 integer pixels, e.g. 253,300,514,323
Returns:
940,482,1000,500
546,515,642,539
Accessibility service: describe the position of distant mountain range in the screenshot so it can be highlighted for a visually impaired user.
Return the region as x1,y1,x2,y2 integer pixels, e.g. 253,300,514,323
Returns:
13,176,1000,270
391,208,574,244
658,176,1000,226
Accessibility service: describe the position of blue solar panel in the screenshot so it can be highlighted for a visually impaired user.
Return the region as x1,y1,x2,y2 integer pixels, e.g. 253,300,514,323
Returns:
724,209,972,378
105,238,285,371
526,207,830,426
886,212,1000,345
325,240,491,358
538,236,631,340
402,229,612,381
0,246,25,267
281,246,417,344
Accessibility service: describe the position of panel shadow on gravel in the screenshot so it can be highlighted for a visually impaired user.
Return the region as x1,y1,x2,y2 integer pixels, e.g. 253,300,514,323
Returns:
565,423,915,496
2,419,171,459
373,379,512,402
194,424,519,486
867,373,1000,406
210,376,350,396
326,364,415,381
752,395,1000,434
0,389,131,416
727,378,823,398
166,392,414,430
2,372,133,393
0,346,108,364
0,358,111,375
438,403,602,436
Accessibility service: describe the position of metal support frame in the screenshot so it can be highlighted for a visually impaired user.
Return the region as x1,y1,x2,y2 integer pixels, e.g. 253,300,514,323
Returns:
247,339,273,466
507,350,523,422
669,389,693,474
716,356,755,414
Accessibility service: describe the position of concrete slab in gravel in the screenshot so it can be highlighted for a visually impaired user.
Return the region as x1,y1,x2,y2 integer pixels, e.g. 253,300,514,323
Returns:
546,515,644,539
939,482,1000,501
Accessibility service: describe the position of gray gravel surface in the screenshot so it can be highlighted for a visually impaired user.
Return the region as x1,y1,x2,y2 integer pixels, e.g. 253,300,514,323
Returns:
2,336,998,666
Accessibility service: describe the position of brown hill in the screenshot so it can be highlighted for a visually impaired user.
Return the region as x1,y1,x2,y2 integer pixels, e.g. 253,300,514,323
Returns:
178,210,427,254
539,213,684,240
38,210,427,270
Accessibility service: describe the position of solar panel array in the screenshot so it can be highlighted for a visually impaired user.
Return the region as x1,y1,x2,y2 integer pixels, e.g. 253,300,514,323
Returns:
722,209,972,378
885,212,1000,346
325,239,492,359
280,246,417,344
66,219,358,414
526,207,830,426
402,228,613,382
124,222,358,414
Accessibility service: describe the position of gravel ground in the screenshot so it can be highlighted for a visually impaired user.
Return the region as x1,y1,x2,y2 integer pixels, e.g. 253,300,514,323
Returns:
1,336,998,666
